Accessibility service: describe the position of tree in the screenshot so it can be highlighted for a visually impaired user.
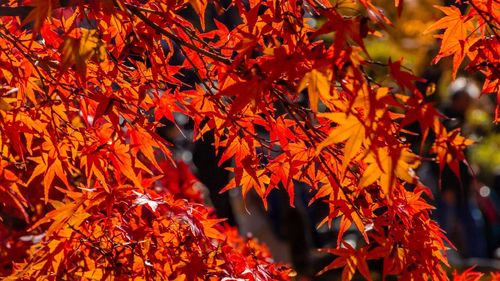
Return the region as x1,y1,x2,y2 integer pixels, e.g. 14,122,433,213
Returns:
0,0,498,280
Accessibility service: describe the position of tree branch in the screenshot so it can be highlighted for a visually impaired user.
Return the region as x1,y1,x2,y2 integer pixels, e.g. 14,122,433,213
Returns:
0,6,32,17
125,4,232,65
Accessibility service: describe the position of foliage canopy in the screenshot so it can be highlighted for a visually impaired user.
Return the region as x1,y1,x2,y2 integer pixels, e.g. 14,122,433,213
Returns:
0,0,498,280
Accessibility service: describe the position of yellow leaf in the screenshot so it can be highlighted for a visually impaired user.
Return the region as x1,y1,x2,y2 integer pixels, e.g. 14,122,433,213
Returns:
359,147,419,196
74,269,104,280
61,29,105,77
298,69,331,113
317,112,366,177
201,219,226,240
0,97,12,111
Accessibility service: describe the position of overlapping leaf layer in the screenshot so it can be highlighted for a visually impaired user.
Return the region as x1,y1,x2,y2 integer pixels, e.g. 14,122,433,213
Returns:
0,0,498,280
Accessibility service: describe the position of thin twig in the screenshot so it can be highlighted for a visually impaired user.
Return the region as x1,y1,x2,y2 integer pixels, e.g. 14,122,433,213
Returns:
125,5,232,65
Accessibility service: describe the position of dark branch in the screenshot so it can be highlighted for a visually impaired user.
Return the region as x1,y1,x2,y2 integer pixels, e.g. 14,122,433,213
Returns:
0,6,32,17
125,4,232,65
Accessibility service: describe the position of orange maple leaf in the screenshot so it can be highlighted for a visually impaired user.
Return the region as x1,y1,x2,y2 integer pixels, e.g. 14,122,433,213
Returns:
424,6,480,78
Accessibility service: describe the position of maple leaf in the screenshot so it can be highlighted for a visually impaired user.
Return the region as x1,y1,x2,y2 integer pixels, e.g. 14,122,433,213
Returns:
108,141,143,188
29,197,87,238
388,58,425,95
317,112,366,177
267,155,296,207
189,0,207,30
221,157,270,208
452,267,483,281
200,218,226,240
0,160,28,220
359,146,420,197
298,69,331,113
0,0,497,279
74,269,104,280
61,29,106,78
318,243,372,281
217,78,266,117
0,97,13,111
218,134,254,166
22,0,58,33
133,190,164,212
424,6,479,78
154,90,177,122
431,124,474,178
128,126,168,171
